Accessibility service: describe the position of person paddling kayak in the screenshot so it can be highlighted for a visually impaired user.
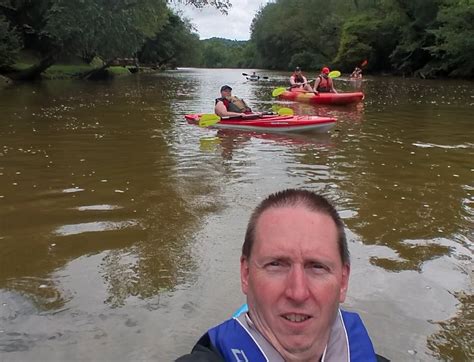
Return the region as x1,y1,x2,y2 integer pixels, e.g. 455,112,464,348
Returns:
215,85,253,118
313,67,338,95
351,67,363,79
290,67,314,92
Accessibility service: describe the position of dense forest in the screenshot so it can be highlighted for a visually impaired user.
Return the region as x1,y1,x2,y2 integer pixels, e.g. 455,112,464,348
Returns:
1,0,473,80
216,0,474,78
0,0,228,80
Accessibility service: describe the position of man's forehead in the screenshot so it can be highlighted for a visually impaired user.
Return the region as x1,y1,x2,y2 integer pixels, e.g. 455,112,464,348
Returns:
255,206,336,232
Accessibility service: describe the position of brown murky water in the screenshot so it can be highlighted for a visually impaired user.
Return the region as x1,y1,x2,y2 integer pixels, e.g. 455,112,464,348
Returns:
0,69,472,361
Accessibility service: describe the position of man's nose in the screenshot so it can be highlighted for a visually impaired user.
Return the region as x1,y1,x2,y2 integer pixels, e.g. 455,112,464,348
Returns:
285,265,310,302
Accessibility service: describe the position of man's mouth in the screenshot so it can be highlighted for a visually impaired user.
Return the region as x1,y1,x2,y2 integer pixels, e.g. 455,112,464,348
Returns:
283,314,311,323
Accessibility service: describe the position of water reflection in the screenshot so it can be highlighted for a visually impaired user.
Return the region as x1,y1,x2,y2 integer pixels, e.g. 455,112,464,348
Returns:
427,291,473,361
0,70,472,360
0,76,223,313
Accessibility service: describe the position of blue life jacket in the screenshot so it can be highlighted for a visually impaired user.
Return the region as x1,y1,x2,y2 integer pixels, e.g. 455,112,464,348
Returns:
207,309,377,362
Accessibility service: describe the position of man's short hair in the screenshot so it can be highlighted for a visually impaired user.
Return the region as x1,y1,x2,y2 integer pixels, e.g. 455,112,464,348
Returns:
220,85,232,92
295,66,301,71
242,189,350,265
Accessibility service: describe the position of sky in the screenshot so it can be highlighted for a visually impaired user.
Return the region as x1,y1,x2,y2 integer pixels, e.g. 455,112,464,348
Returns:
175,1,271,41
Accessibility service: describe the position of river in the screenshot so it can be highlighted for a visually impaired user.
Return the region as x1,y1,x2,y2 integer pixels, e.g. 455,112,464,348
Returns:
0,68,472,361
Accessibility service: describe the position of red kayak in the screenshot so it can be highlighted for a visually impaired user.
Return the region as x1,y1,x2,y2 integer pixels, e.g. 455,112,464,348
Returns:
278,88,364,105
185,114,336,133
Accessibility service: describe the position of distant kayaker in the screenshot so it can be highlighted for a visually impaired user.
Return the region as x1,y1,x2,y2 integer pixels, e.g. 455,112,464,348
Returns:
351,67,363,79
290,66,314,92
177,189,388,362
313,67,338,95
215,85,252,117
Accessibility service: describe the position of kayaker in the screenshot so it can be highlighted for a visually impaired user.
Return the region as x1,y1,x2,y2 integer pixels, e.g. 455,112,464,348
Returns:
314,66,338,94
290,66,314,92
177,189,388,362
215,85,253,118
351,67,363,79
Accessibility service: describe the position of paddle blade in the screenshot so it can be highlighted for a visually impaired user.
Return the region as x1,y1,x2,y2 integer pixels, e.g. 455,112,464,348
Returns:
272,87,287,97
361,59,368,67
277,107,294,116
242,72,248,76
328,70,341,78
198,114,221,127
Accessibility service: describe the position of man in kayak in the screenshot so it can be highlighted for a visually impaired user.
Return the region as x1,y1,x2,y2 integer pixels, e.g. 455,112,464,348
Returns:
290,67,314,92
351,67,363,79
215,85,253,118
177,189,387,362
313,67,338,95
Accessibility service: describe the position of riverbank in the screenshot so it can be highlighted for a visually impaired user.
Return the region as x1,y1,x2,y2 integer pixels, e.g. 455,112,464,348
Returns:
0,52,150,82
7,63,135,80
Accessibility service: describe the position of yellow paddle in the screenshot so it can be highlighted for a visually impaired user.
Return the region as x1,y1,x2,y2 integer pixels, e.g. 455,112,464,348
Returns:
272,87,287,97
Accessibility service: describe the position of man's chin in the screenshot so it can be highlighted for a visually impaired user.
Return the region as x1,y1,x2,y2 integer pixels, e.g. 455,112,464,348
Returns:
279,338,314,356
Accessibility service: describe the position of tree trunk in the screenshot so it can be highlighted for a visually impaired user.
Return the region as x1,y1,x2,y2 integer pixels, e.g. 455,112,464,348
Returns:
7,54,56,81
79,59,116,80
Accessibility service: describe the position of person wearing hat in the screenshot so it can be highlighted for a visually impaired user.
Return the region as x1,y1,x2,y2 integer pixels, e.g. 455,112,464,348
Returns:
290,67,314,92
313,67,338,95
350,67,363,79
215,85,253,118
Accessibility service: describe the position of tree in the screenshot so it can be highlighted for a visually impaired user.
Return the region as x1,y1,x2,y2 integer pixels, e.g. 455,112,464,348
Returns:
335,11,398,72
388,0,441,75
139,12,202,68
0,15,22,68
250,0,345,70
174,0,231,14
199,38,246,68
0,0,234,80
45,0,169,62
427,0,474,77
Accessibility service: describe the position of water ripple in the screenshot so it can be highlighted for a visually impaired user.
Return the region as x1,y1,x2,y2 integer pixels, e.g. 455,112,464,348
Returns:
53,220,139,236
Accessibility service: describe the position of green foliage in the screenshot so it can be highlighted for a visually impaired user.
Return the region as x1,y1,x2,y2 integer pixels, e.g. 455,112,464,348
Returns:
44,0,169,62
239,42,258,68
43,64,93,78
199,38,247,68
139,12,202,68
172,0,231,14
250,0,346,70
0,15,22,67
388,0,441,74
2,0,473,79
335,10,399,72
426,0,474,77
244,0,473,77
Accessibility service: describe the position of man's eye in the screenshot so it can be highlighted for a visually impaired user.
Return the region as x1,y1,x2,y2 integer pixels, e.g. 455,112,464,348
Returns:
309,263,328,273
265,261,285,270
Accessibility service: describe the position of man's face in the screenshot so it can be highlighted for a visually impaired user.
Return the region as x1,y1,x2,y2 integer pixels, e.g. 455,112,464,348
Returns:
221,88,231,97
241,205,350,360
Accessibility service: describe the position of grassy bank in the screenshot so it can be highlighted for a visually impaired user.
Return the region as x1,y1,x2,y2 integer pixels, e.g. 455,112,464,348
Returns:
10,62,133,80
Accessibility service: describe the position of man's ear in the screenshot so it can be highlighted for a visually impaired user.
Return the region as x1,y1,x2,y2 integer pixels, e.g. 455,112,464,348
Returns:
339,263,350,303
240,255,250,295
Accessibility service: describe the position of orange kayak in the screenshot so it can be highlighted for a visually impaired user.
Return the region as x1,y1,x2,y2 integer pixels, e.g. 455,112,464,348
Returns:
279,88,364,105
